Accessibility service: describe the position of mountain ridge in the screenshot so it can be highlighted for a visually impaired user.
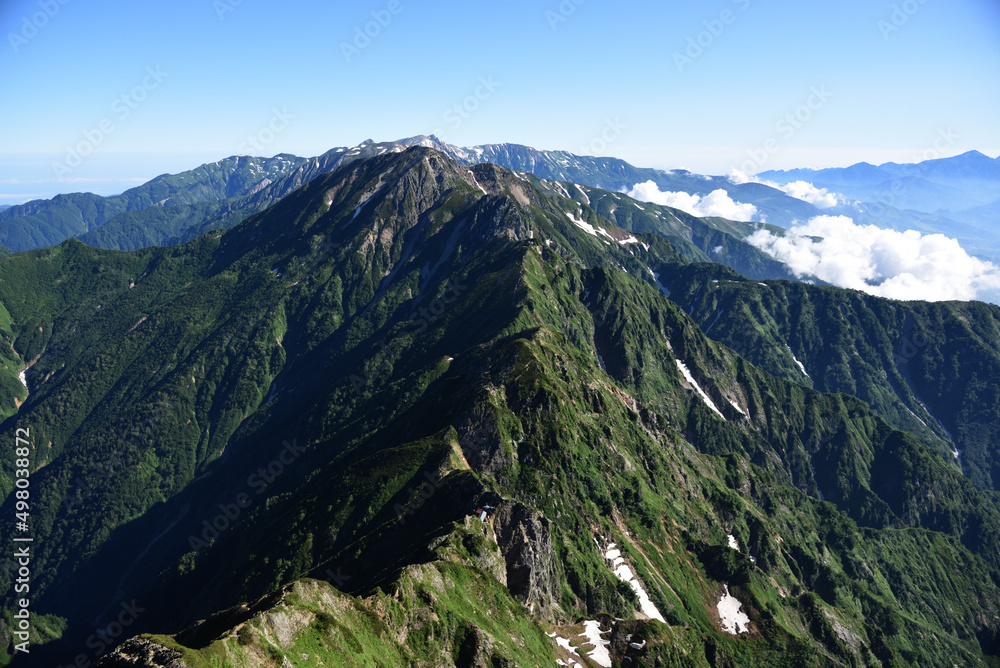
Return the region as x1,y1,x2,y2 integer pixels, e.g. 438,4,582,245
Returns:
1,148,999,665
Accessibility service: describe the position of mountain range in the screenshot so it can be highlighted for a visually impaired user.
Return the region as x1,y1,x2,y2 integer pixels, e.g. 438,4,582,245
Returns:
761,150,1000,264
0,146,999,665
5,138,998,306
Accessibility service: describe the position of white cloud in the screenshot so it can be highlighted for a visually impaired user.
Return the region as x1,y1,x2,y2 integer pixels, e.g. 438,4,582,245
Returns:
727,169,755,185
746,215,1000,301
728,170,840,209
627,181,759,221
778,181,840,208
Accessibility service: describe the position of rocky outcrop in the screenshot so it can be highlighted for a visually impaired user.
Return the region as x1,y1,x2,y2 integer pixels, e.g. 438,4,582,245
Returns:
455,624,514,668
454,390,517,479
491,502,562,620
94,637,185,667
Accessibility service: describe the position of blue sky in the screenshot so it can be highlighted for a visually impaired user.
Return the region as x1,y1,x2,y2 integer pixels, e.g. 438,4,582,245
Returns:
1,0,999,202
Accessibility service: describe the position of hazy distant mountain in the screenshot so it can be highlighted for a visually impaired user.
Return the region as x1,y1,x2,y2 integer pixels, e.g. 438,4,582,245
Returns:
761,150,1000,271
0,154,308,252
762,151,1000,220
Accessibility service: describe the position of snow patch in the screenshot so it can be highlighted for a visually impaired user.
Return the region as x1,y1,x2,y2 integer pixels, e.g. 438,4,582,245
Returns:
579,620,612,668
566,212,599,237
604,544,666,623
618,236,640,246
787,345,809,377
17,369,27,390
727,534,740,551
675,360,726,420
905,407,928,428
717,585,750,634
467,171,488,195
728,399,746,417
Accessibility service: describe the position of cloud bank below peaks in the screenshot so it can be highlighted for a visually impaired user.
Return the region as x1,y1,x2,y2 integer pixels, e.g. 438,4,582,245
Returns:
729,170,840,209
627,181,759,221
746,215,1000,301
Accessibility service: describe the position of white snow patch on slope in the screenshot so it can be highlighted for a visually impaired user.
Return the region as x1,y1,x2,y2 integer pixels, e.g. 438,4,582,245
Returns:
727,534,740,551
467,170,488,195
905,407,928,428
787,345,809,377
728,399,746,417
618,236,640,245
675,360,726,420
566,212,598,237
579,620,612,668
18,369,27,389
717,585,750,634
604,544,666,623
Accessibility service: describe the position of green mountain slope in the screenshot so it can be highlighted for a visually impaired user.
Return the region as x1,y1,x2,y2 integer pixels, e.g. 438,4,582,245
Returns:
658,264,1000,493
0,148,998,667
0,155,307,252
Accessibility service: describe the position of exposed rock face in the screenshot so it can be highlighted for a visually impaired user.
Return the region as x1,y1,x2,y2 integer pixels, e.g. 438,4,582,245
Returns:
94,638,185,667
455,624,514,668
455,390,516,479
491,502,562,619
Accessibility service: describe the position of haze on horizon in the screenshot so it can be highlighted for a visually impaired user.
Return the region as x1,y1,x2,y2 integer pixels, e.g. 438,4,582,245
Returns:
0,0,998,203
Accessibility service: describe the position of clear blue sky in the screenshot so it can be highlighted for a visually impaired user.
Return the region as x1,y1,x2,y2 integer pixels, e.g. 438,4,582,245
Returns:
1,0,999,202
